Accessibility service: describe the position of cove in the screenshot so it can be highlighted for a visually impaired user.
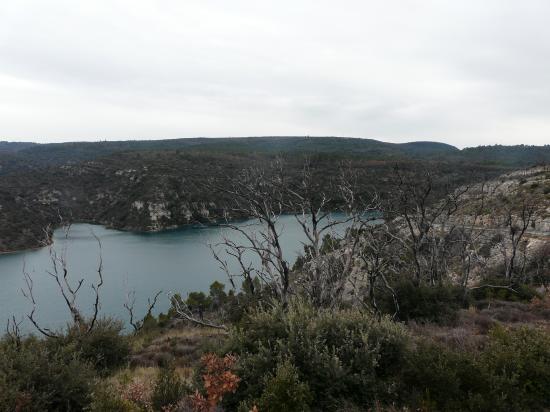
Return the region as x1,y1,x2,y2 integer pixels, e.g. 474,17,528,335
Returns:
0,215,346,333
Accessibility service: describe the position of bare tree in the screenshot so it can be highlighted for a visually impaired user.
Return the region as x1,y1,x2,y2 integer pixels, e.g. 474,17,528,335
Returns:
124,289,162,333
21,226,104,337
389,166,470,286
449,181,490,288
210,159,292,305
531,243,550,285
497,198,538,281
5,315,23,347
286,161,362,306
353,223,400,318
210,159,381,309
295,164,381,307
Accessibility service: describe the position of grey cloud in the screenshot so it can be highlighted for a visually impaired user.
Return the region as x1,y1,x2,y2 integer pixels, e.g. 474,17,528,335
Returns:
0,0,549,147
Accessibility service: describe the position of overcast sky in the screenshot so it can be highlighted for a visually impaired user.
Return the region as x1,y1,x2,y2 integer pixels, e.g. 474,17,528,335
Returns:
0,1,549,147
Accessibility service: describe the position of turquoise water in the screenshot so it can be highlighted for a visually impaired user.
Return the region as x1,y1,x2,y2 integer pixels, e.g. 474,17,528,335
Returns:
0,216,339,333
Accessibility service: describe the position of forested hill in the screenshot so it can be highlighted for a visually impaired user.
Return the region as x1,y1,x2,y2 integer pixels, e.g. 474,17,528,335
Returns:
0,137,457,174
0,136,548,253
1,136,548,176
461,144,550,165
0,141,37,153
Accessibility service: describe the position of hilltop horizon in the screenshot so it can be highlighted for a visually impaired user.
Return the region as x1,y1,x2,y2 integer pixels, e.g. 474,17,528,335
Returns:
1,135,549,151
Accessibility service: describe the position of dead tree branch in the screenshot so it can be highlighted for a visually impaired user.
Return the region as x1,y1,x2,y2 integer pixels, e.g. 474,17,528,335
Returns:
21,225,105,337
124,290,163,333
168,292,228,331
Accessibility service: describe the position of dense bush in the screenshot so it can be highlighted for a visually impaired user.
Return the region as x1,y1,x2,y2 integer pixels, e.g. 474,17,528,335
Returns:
224,300,409,411
480,325,550,411
470,277,538,302
0,318,131,411
151,363,190,411
379,281,468,324
401,341,489,411
0,336,96,411
402,326,550,411
256,360,313,412
55,318,131,375
3,307,550,411
220,298,550,411
87,382,136,412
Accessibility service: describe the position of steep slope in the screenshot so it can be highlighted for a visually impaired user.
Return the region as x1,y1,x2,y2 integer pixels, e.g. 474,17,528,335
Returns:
1,149,504,253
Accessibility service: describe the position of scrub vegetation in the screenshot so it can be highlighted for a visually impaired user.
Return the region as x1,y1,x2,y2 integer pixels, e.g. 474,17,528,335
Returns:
1,139,549,411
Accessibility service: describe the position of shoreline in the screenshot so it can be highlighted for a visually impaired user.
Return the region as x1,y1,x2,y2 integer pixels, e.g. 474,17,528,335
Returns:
0,217,246,255
0,239,53,256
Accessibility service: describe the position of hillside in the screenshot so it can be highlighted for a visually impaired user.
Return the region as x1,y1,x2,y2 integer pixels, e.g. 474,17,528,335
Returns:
0,136,548,253
0,136,461,175
462,144,550,166
0,141,37,153
3,136,547,177
0,150,509,253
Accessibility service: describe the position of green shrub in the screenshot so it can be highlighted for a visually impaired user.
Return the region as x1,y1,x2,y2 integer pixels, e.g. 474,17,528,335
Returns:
87,382,136,412
470,278,538,302
0,336,96,411
379,281,467,324
401,326,550,411
480,325,550,411
256,360,312,412
209,280,228,310
186,291,212,314
56,317,131,375
224,300,408,411
151,363,190,411
401,341,488,411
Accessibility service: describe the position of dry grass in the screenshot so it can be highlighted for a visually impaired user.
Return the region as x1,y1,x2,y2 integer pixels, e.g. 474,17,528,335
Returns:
409,296,550,350
130,326,227,369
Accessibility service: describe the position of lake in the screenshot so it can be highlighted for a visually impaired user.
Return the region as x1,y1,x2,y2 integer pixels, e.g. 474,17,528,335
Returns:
0,215,343,333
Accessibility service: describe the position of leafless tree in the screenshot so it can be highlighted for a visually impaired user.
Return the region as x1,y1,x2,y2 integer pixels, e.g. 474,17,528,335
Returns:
21,225,104,337
530,243,550,285
450,182,489,288
352,223,400,318
500,198,538,281
124,289,162,333
210,159,292,305
286,161,371,306
389,166,470,286
5,315,23,347
210,159,381,309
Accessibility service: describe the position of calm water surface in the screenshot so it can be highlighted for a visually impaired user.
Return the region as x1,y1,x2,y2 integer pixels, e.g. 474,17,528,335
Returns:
0,216,337,333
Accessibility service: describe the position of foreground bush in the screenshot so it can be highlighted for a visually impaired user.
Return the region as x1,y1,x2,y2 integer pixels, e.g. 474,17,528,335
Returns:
402,341,489,410
87,382,137,412
151,363,190,411
54,317,131,375
379,281,467,324
256,360,312,412
0,317,130,411
221,299,550,411
0,336,96,411
224,300,409,411
402,325,550,411
470,277,538,302
191,353,241,411
481,325,550,411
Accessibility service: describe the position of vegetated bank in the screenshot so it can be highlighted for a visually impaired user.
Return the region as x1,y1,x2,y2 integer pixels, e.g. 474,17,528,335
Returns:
2,162,549,411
